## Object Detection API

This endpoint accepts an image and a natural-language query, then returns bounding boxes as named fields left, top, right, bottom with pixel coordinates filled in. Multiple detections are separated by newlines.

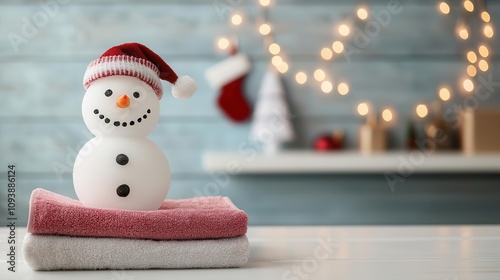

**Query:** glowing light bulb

left=259, top=0, right=270, bottom=7
left=321, top=81, right=333, bottom=93
left=438, top=87, right=451, bottom=101
left=357, top=7, right=368, bottom=20
left=382, top=108, right=393, bottom=122
left=466, top=51, right=477, bottom=63
left=478, top=59, right=489, bottom=72
left=217, top=37, right=230, bottom=50
left=231, top=14, right=243, bottom=26
left=314, top=69, right=326, bottom=81
left=357, top=103, right=369, bottom=116
left=338, top=82, right=349, bottom=95
left=338, top=24, right=350, bottom=37
left=484, top=24, right=494, bottom=38
left=277, top=62, right=288, bottom=73
left=295, top=72, right=307, bottom=85
left=269, top=43, right=280, bottom=55
left=321, top=47, right=333, bottom=60
left=464, top=0, right=474, bottom=12
left=467, top=65, right=477, bottom=77
left=416, top=104, right=428, bottom=118
left=481, top=11, right=491, bottom=23
left=458, top=26, right=469, bottom=40
left=463, top=78, right=474, bottom=92
left=271, top=55, right=282, bottom=67
left=439, top=2, right=450, bottom=14
left=332, top=41, right=344, bottom=54
left=479, top=45, right=489, bottom=57
left=259, top=23, right=271, bottom=35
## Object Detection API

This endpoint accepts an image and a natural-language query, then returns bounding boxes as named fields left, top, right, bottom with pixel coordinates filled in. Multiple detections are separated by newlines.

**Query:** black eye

left=133, top=92, right=140, bottom=98
left=105, top=89, right=113, bottom=97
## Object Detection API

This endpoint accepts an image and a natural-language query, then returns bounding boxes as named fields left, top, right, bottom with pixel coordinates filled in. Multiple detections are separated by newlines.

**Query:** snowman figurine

left=73, top=43, right=196, bottom=211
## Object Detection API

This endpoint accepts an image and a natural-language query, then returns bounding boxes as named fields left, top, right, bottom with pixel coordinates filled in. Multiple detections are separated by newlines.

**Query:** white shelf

left=203, top=151, right=500, bottom=174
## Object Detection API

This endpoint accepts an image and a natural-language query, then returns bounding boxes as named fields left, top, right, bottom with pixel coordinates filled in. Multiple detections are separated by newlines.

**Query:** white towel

left=23, top=234, right=249, bottom=270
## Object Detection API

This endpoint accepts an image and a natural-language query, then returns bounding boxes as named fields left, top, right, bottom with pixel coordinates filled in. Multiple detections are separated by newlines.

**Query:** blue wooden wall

left=1, top=0, right=500, bottom=226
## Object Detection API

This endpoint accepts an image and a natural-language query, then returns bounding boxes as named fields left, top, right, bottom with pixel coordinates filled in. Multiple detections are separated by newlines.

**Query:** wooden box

left=461, top=108, right=500, bottom=154
left=359, top=124, right=387, bottom=154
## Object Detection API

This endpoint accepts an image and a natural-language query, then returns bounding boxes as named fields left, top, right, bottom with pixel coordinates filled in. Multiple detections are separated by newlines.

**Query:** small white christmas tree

left=250, top=68, right=294, bottom=153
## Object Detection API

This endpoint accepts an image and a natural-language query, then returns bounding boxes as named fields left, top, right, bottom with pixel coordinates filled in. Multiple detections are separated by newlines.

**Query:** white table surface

left=2, top=226, right=500, bottom=280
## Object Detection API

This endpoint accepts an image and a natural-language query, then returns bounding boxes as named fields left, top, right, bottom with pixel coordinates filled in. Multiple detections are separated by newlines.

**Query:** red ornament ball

left=314, top=135, right=335, bottom=151
left=314, top=131, right=344, bottom=151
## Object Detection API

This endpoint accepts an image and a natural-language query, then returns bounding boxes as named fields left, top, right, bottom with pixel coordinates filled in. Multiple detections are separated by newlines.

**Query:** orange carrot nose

left=116, top=95, right=130, bottom=108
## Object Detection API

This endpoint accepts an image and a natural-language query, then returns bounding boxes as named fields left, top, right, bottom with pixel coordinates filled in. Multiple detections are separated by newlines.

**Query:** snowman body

left=73, top=75, right=170, bottom=211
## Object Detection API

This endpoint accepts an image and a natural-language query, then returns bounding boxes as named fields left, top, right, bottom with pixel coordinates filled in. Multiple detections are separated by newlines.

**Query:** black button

left=94, top=109, right=99, bottom=114
left=116, top=154, right=129, bottom=165
left=105, top=118, right=110, bottom=123
left=114, top=121, right=120, bottom=126
left=116, top=184, right=130, bottom=197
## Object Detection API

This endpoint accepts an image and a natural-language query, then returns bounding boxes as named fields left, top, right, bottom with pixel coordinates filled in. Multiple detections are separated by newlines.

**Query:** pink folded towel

left=27, top=188, right=248, bottom=240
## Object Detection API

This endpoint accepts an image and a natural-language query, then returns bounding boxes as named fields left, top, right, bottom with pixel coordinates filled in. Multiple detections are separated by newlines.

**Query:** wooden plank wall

left=1, top=0, right=500, bottom=226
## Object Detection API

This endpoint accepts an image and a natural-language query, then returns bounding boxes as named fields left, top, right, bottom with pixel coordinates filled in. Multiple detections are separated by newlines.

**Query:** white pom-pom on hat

left=172, top=75, right=197, bottom=99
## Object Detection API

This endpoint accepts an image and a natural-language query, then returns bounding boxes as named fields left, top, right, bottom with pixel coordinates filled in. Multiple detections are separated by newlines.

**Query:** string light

left=295, top=72, right=307, bottom=84
left=332, top=41, right=344, bottom=54
left=481, top=11, right=491, bottom=23
left=478, top=59, right=489, bottom=72
left=321, top=47, right=333, bottom=60
left=467, top=65, right=477, bottom=77
left=321, top=81, right=333, bottom=94
left=217, top=0, right=494, bottom=127
left=438, top=87, right=451, bottom=101
left=231, top=13, right=243, bottom=26
left=438, top=2, right=450, bottom=14
left=271, top=55, right=283, bottom=67
left=416, top=104, right=428, bottom=118
left=463, top=78, right=474, bottom=92
left=458, top=26, right=469, bottom=40
left=269, top=43, right=280, bottom=55
left=478, top=45, right=489, bottom=57
left=483, top=24, right=494, bottom=38
left=382, top=108, right=393, bottom=122
left=314, top=69, right=326, bottom=81
left=466, top=51, right=477, bottom=63
left=277, top=62, right=289, bottom=73
left=259, top=23, right=271, bottom=35
left=357, top=102, right=369, bottom=116
left=338, top=24, right=350, bottom=37
left=243, top=0, right=485, bottom=113
left=217, top=37, right=230, bottom=50
left=338, top=82, right=349, bottom=95
left=259, top=0, right=270, bottom=7
left=357, top=7, right=368, bottom=20
left=463, top=0, right=474, bottom=12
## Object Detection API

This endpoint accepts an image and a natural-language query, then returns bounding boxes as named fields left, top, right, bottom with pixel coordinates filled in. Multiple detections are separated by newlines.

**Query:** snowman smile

left=93, top=108, right=152, bottom=127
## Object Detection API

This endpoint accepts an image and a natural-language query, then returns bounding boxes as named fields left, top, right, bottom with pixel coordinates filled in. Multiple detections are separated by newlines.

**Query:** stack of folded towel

left=23, top=188, right=249, bottom=270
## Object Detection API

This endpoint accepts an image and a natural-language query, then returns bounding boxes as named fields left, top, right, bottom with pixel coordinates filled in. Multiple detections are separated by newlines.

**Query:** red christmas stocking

left=206, top=53, right=252, bottom=123
left=217, top=75, right=251, bottom=122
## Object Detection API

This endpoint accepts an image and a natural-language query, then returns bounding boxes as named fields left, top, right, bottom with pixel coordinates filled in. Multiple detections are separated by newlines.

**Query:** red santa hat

left=83, top=42, right=196, bottom=100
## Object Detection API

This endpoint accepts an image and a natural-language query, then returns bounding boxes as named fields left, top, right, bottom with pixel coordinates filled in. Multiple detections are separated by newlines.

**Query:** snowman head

left=82, top=43, right=197, bottom=136
left=83, top=76, right=161, bottom=137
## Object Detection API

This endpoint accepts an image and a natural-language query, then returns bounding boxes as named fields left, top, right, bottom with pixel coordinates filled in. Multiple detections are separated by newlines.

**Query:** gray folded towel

left=23, top=233, right=249, bottom=270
